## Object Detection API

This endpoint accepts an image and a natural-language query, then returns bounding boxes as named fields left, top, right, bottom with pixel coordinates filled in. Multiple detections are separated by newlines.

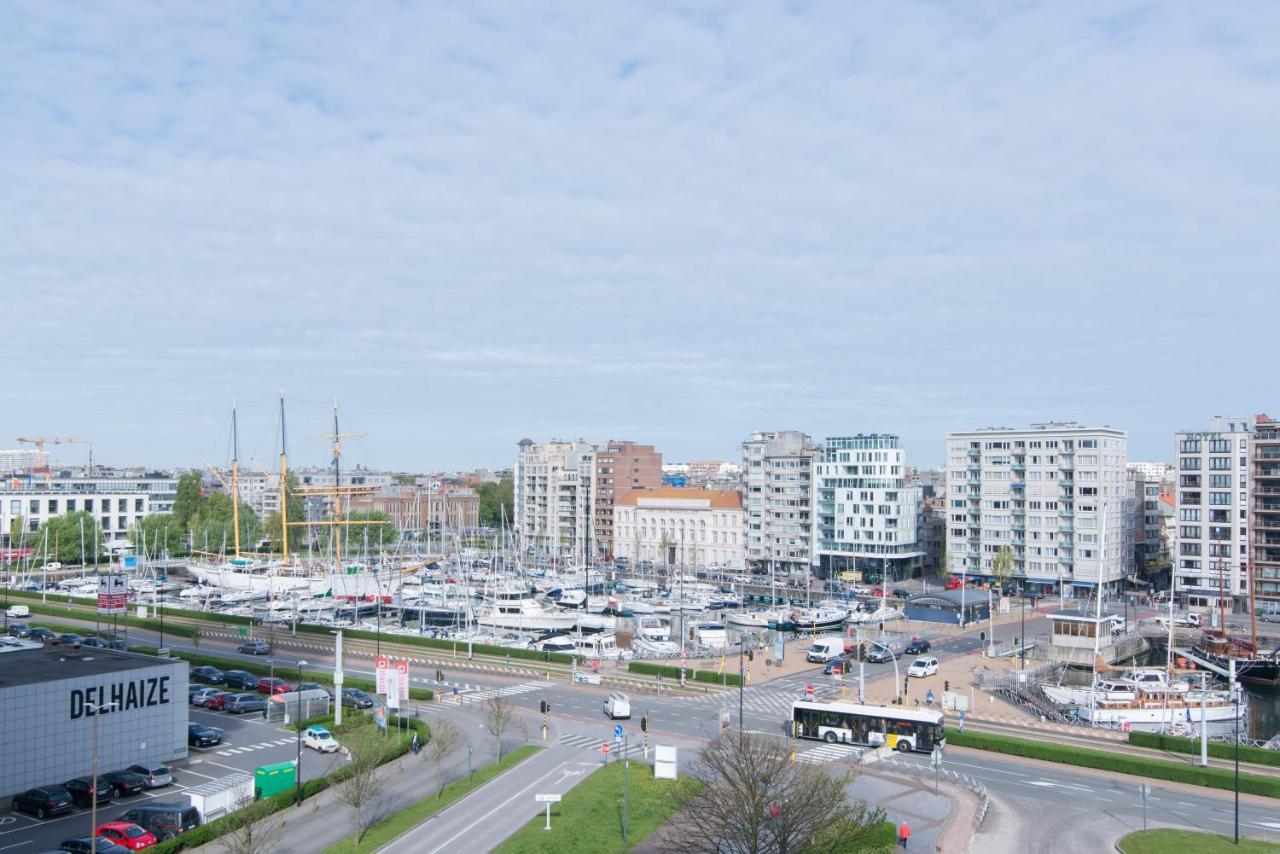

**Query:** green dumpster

left=254, top=761, right=296, bottom=799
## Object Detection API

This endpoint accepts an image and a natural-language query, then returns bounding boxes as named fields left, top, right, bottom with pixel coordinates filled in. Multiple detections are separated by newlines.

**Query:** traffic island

left=1117, top=829, right=1280, bottom=853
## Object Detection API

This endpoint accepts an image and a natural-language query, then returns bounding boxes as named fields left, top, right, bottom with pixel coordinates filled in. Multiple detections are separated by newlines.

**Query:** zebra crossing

left=557, top=732, right=643, bottom=758
left=455, top=681, right=544, bottom=705
left=215, top=737, right=297, bottom=757
left=795, top=742, right=863, bottom=765
left=690, top=684, right=841, bottom=719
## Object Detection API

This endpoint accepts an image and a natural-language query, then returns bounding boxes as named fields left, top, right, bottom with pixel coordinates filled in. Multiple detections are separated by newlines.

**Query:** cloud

left=1, top=2, right=1278, bottom=469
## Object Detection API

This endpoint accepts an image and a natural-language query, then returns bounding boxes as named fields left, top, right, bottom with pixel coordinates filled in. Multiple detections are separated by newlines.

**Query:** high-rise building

left=946, top=423, right=1129, bottom=597
left=1174, top=418, right=1252, bottom=613
left=741, top=431, right=818, bottom=577
left=514, top=439, right=596, bottom=557
left=1251, top=414, right=1280, bottom=610
left=1126, top=465, right=1169, bottom=583
left=811, top=435, right=923, bottom=582
left=591, top=441, right=662, bottom=558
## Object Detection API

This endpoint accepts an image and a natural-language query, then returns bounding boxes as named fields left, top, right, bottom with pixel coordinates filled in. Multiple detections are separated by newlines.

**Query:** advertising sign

left=97, top=575, right=128, bottom=614
left=385, top=670, right=401, bottom=710
left=394, top=660, right=409, bottom=701
left=375, top=656, right=389, bottom=694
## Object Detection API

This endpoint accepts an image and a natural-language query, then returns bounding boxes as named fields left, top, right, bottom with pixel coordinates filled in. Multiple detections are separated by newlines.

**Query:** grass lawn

left=321, top=744, right=540, bottom=854
left=495, top=760, right=701, bottom=854
left=1118, top=829, right=1280, bottom=853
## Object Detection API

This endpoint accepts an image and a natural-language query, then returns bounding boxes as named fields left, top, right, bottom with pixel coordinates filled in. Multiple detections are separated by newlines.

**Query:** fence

left=873, top=755, right=990, bottom=829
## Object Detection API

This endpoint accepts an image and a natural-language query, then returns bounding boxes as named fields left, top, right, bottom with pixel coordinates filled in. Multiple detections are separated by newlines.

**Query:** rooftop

left=616, top=487, right=743, bottom=509
left=0, top=646, right=175, bottom=689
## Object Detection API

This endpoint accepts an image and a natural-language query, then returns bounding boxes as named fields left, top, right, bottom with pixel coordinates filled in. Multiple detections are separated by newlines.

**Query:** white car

left=302, top=726, right=340, bottom=753
left=907, top=656, right=939, bottom=678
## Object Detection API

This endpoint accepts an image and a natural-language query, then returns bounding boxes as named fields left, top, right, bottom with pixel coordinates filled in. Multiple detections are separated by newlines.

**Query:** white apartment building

left=1174, top=417, right=1251, bottom=613
left=0, top=491, right=149, bottom=551
left=0, top=449, right=38, bottom=475
left=946, top=423, right=1129, bottom=597
left=1129, top=461, right=1174, bottom=483
left=514, top=439, right=596, bottom=557
left=741, top=431, right=818, bottom=577
left=614, top=488, right=745, bottom=570
left=812, top=435, right=923, bottom=582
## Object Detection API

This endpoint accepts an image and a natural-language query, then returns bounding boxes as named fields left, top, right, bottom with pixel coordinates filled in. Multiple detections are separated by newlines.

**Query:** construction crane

left=16, top=437, right=88, bottom=482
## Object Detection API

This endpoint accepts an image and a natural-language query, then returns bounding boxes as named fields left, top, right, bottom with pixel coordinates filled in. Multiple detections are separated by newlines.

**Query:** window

left=1180, top=439, right=1202, bottom=454
left=1180, top=457, right=1201, bottom=470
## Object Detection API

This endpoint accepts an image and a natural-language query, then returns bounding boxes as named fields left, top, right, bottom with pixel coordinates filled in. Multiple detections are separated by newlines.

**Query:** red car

left=204, top=691, right=235, bottom=711
left=944, top=577, right=963, bottom=591
left=96, top=821, right=156, bottom=850
left=871, top=587, right=885, bottom=598
left=257, top=677, right=292, bottom=695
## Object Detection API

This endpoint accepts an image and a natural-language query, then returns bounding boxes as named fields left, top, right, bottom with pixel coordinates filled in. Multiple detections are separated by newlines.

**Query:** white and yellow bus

left=791, top=700, right=945, bottom=754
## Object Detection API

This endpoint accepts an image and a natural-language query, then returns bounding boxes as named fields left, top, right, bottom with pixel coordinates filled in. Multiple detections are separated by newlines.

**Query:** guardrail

left=873, top=755, right=990, bottom=829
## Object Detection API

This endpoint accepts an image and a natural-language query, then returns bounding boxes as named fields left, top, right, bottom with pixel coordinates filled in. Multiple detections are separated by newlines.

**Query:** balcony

left=1061, top=521, right=1075, bottom=533
left=967, top=462, right=981, bottom=471
left=1011, top=482, right=1025, bottom=491
left=1012, top=536, right=1025, bottom=546
left=968, top=477, right=982, bottom=486
left=1062, top=507, right=1074, bottom=517
left=1012, top=507, right=1025, bottom=516
left=1060, top=478, right=1075, bottom=488
left=1012, top=462, right=1026, bottom=472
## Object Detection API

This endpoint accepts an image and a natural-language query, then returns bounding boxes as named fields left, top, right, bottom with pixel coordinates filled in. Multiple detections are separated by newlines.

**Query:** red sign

left=375, top=656, right=389, bottom=694
left=600, top=743, right=610, bottom=755
left=806, top=683, right=814, bottom=698
left=394, top=660, right=409, bottom=701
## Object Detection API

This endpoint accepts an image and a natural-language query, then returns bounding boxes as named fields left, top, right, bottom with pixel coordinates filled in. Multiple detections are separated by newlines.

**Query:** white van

left=807, top=636, right=845, bottom=663
left=603, top=691, right=631, bottom=720
left=5, top=605, right=29, bottom=619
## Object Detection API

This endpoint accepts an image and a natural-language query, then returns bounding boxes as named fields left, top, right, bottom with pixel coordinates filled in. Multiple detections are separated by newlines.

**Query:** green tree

left=476, top=477, right=513, bottom=527
left=8, top=515, right=26, bottom=546
left=263, top=471, right=305, bottom=553
left=35, top=512, right=105, bottom=564
left=172, top=471, right=206, bottom=529
left=130, top=514, right=189, bottom=558
left=192, top=491, right=262, bottom=554
left=992, top=545, right=1015, bottom=591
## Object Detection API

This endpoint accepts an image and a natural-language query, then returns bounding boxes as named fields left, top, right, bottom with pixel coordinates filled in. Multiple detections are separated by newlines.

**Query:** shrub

left=628, top=660, right=742, bottom=687
left=1128, top=731, right=1280, bottom=768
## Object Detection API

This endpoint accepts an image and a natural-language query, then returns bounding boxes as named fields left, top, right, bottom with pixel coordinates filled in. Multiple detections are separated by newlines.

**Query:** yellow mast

left=279, top=394, right=289, bottom=559
left=305, top=404, right=366, bottom=574
left=231, top=403, right=241, bottom=558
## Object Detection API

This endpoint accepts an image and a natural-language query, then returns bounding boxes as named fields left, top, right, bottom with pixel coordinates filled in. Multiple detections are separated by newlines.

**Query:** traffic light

left=540, top=699, right=550, bottom=715
left=435, top=669, right=443, bottom=683
left=980, top=631, right=986, bottom=643
left=640, top=715, right=648, bottom=733
left=944, top=680, right=950, bottom=693
left=747, top=649, right=754, bottom=662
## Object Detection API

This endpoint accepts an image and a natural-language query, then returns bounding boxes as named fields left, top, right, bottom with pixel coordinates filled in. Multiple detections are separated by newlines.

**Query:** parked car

left=187, top=723, right=223, bottom=748
left=904, top=639, right=931, bottom=655
left=79, top=636, right=110, bottom=648
left=8, top=622, right=31, bottom=638
left=127, top=764, right=173, bottom=789
left=341, top=688, right=373, bottom=709
left=223, top=670, right=259, bottom=690
left=99, top=770, right=145, bottom=799
left=302, top=726, right=340, bottom=753
left=296, top=682, right=333, bottom=698
left=203, top=692, right=235, bottom=711
left=63, top=776, right=112, bottom=808
left=56, top=837, right=132, bottom=854
left=11, top=786, right=73, bottom=819
left=257, top=677, right=292, bottom=695
left=907, top=656, right=939, bottom=678
left=190, top=687, right=221, bottom=707
left=225, top=693, right=268, bottom=715
left=29, top=627, right=57, bottom=641
left=58, top=633, right=84, bottom=645
left=117, top=803, right=201, bottom=841
left=107, top=638, right=133, bottom=651
left=865, top=646, right=898, bottom=663
left=1261, top=611, right=1280, bottom=624
left=190, top=666, right=225, bottom=685
left=237, top=639, right=270, bottom=655
left=94, top=822, right=156, bottom=851
left=892, top=588, right=911, bottom=599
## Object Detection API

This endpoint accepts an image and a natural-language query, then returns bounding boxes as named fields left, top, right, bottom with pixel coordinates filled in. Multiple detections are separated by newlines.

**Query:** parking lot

left=0, top=703, right=347, bottom=853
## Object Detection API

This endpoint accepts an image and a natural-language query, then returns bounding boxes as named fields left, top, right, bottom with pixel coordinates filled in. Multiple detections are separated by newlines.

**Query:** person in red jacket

left=898, top=819, right=912, bottom=848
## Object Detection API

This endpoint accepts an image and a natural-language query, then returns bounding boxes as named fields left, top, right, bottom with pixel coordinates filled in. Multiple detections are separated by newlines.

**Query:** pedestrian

left=926, top=689, right=934, bottom=708
left=411, top=731, right=421, bottom=756
left=898, top=820, right=911, bottom=849
left=958, top=709, right=966, bottom=733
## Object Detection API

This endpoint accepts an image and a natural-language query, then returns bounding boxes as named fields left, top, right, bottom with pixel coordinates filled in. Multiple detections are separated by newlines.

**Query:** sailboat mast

left=332, top=404, right=342, bottom=573
left=279, top=394, right=289, bottom=559
left=231, top=403, right=242, bottom=558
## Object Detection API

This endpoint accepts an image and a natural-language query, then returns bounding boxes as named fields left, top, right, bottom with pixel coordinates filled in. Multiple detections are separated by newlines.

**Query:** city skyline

left=5, top=4, right=1278, bottom=469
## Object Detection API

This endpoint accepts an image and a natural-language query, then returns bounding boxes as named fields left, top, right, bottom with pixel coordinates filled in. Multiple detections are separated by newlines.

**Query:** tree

left=331, top=726, right=386, bottom=846
left=192, top=492, right=262, bottom=555
left=35, top=512, right=104, bottom=564
left=218, top=795, right=284, bottom=854
left=172, top=472, right=205, bottom=529
left=484, top=693, right=516, bottom=762
left=992, top=545, right=1015, bottom=592
left=426, top=717, right=461, bottom=797
left=664, top=732, right=886, bottom=854
left=8, top=515, right=25, bottom=546
left=476, top=477, right=513, bottom=528
left=130, top=514, right=188, bottom=558
left=263, top=471, right=305, bottom=553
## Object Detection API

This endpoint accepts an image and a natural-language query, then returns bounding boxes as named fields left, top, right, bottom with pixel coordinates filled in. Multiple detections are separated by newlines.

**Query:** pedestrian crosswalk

left=456, top=681, right=544, bottom=705
left=688, top=683, right=841, bottom=719
left=796, top=742, right=863, bottom=765
left=557, top=731, right=643, bottom=758
left=215, top=737, right=297, bottom=757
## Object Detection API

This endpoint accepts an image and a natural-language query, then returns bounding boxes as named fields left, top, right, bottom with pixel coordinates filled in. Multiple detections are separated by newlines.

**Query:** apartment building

left=349, top=485, right=480, bottom=533
left=1174, top=418, right=1251, bottom=612
left=1251, top=414, right=1280, bottom=610
left=514, top=439, right=596, bottom=557
left=741, top=431, right=818, bottom=577
left=0, top=449, right=38, bottom=475
left=591, top=441, right=662, bottom=558
left=1126, top=465, right=1169, bottom=581
left=613, top=488, right=745, bottom=570
left=946, top=423, right=1129, bottom=597
left=811, top=435, right=923, bottom=582
left=0, top=491, right=149, bottom=550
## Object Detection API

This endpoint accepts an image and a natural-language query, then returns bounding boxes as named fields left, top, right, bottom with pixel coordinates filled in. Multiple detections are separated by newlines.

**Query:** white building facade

left=741, top=431, right=818, bottom=577
left=811, top=435, right=923, bottom=582
left=514, top=439, right=596, bottom=557
left=613, top=488, right=744, bottom=570
left=946, top=423, right=1129, bottom=597
left=1175, top=417, right=1252, bottom=612
left=0, top=490, right=150, bottom=551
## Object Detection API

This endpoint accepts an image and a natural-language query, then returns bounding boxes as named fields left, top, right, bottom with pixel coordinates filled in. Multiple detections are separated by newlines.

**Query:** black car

left=118, top=803, right=202, bottom=841
left=904, top=639, right=931, bottom=655
left=107, top=639, right=132, bottom=651
left=56, top=838, right=131, bottom=854
left=63, top=777, right=112, bottom=808
left=892, top=588, right=911, bottom=599
left=822, top=655, right=857, bottom=675
left=79, top=636, right=110, bottom=648
left=8, top=622, right=31, bottom=638
left=296, top=682, right=333, bottom=698
left=223, top=670, right=259, bottom=690
left=188, top=723, right=223, bottom=748
left=99, top=770, right=145, bottom=798
left=191, top=665, right=225, bottom=685
left=237, top=639, right=269, bottom=655
left=29, top=627, right=57, bottom=641
left=11, top=786, right=73, bottom=819
left=58, top=633, right=84, bottom=645
left=341, top=688, right=373, bottom=709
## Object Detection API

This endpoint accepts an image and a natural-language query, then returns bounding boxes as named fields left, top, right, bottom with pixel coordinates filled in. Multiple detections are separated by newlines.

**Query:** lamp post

left=295, top=659, right=307, bottom=806
left=1020, top=596, right=1027, bottom=670
left=870, top=638, right=901, bottom=703
left=89, top=701, right=117, bottom=839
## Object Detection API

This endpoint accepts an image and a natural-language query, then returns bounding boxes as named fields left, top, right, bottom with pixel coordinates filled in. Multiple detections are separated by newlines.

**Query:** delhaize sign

left=97, top=576, right=128, bottom=614
left=375, top=656, right=389, bottom=694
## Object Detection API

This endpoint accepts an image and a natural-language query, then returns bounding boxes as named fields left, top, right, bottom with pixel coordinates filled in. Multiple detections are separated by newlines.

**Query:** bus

left=791, top=700, right=945, bottom=754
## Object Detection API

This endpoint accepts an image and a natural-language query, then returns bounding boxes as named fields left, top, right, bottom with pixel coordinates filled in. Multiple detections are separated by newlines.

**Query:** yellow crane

left=16, top=436, right=88, bottom=482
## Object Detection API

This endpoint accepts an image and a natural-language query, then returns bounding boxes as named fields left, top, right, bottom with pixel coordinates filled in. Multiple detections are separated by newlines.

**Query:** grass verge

left=321, top=744, right=540, bottom=854
left=494, top=759, right=704, bottom=854
left=1117, top=828, right=1280, bottom=853
left=948, top=729, right=1280, bottom=798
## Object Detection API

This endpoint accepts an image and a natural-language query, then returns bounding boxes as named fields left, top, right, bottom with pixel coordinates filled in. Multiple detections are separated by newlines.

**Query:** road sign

left=600, top=743, right=611, bottom=755
left=536, top=794, right=562, bottom=803
left=1138, top=784, right=1151, bottom=800
left=806, top=683, right=814, bottom=699
left=614, top=724, right=623, bottom=740
left=930, top=746, right=943, bottom=769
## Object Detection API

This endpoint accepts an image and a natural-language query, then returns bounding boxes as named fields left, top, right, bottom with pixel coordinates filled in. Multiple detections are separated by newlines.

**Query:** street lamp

left=295, top=659, right=307, bottom=806
left=89, top=701, right=118, bottom=839
left=869, top=638, right=901, bottom=703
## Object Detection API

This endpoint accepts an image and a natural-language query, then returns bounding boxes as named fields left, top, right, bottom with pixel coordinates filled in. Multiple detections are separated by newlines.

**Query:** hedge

left=2, top=587, right=258, bottom=625
left=169, top=649, right=433, bottom=701
left=287, top=622, right=577, bottom=665
left=628, top=660, right=742, bottom=687
left=1128, top=731, right=1280, bottom=769
left=16, top=601, right=199, bottom=638
left=947, top=728, right=1280, bottom=798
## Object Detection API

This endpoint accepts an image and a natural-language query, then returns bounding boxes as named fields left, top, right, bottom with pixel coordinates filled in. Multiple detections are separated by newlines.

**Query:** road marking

left=423, top=759, right=580, bottom=854
left=0, top=840, right=33, bottom=850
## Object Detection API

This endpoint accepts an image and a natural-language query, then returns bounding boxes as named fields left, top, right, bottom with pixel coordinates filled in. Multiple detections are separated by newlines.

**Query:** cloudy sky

left=3, top=2, right=1278, bottom=471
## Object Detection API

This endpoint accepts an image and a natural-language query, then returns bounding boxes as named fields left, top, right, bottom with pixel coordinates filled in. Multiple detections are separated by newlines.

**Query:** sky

left=3, top=2, right=1279, bottom=472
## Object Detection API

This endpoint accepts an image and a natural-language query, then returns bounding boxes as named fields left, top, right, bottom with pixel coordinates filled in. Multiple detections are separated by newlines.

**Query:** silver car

left=127, top=764, right=173, bottom=789
left=190, top=687, right=221, bottom=706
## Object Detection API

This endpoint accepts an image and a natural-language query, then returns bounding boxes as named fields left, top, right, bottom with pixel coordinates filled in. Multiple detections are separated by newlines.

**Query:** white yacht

left=693, top=622, right=729, bottom=651
left=573, top=633, right=632, bottom=660
left=475, top=588, right=579, bottom=633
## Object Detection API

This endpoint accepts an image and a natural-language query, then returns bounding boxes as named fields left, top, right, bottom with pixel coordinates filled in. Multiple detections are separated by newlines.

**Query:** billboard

left=97, top=575, right=128, bottom=614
